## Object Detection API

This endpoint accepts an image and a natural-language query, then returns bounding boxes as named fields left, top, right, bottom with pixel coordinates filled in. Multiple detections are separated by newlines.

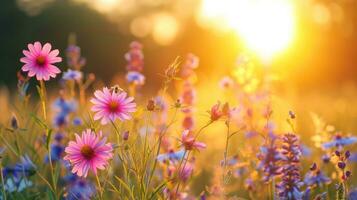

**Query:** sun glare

left=198, top=0, right=296, bottom=60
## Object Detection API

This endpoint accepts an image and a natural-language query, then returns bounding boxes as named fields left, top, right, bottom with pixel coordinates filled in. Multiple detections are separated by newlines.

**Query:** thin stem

left=39, top=80, right=47, bottom=121
left=36, top=171, right=56, bottom=196
left=222, top=121, right=230, bottom=184
left=175, top=151, right=191, bottom=196
left=147, top=108, right=178, bottom=188
left=272, top=178, right=276, bottom=200
left=0, top=165, right=7, bottom=200
left=96, top=174, right=103, bottom=200
left=38, top=80, right=57, bottom=197
left=129, top=84, right=136, bottom=98
left=194, top=121, right=213, bottom=140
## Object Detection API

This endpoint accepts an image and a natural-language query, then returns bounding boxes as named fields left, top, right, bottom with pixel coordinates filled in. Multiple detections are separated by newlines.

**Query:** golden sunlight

left=198, top=0, right=296, bottom=60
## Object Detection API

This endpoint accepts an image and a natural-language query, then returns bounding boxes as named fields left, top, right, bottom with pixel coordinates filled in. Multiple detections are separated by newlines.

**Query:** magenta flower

left=210, top=102, right=223, bottom=121
left=180, top=130, right=206, bottom=151
left=64, top=129, right=113, bottom=177
left=91, top=87, right=136, bottom=125
left=20, top=42, right=62, bottom=81
left=178, top=163, right=194, bottom=182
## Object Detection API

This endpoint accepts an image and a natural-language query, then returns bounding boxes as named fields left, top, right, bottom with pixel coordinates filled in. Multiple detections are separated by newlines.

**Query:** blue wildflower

left=53, top=98, right=77, bottom=127
left=322, top=133, right=357, bottom=149
left=220, top=155, right=239, bottom=167
left=349, top=188, right=357, bottom=200
left=45, top=143, right=64, bottom=163
left=2, top=155, right=36, bottom=192
left=62, top=69, right=83, bottom=81
left=300, top=144, right=311, bottom=157
left=65, top=175, right=95, bottom=200
left=54, top=132, right=64, bottom=142
left=53, top=98, right=77, bottom=115
left=126, top=71, right=145, bottom=86
left=14, top=155, right=37, bottom=177
left=4, top=178, right=33, bottom=192
left=157, top=149, right=185, bottom=162
left=73, top=117, right=82, bottom=126
left=304, top=163, right=331, bottom=187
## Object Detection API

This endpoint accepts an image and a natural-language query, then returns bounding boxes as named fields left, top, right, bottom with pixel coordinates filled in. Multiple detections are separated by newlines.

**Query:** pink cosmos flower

left=178, top=163, right=194, bottom=182
left=210, top=102, right=223, bottom=121
left=20, top=41, right=62, bottom=81
left=64, top=129, right=113, bottom=177
left=180, top=130, right=206, bottom=151
left=91, top=87, right=136, bottom=125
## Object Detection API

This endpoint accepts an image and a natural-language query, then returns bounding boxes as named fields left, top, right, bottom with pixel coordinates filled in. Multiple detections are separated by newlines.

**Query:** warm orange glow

left=198, top=0, right=296, bottom=60
left=152, top=13, right=180, bottom=46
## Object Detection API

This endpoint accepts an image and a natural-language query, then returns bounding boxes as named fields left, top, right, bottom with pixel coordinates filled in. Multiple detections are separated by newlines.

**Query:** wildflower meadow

left=0, top=38, right=355, bottom=200
left=1, top=0, right=357, bottom=199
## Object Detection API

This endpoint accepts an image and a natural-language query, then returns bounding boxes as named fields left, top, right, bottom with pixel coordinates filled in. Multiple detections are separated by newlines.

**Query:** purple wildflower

left=257, top=135, right=282, bottom=182
left=125, top=41, right=144, bottom=72
left=277, top=133, right=303, bottom=200
left=66, top=44, right=86, bottom=70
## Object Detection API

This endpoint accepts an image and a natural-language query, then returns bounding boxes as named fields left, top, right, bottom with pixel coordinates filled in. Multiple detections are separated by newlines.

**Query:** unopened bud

left=10, top=114, right=19, bottom=130
left=122, top=131, right=129, bottom=141
left=147, top=99, right=155, bottom=111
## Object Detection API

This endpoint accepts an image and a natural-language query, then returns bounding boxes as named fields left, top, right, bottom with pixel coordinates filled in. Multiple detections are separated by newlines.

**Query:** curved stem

left=96, top=174, right=103, bottom=200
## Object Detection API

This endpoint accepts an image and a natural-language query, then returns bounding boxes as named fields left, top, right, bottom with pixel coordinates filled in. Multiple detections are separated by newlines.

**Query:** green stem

left=147, top=108, right=178, bottom=189
left=38, top=80, right=58, bottom=198
left=222, top=121, right=230, bottom=185
left=272, top=178, right=275, bottom=200
left=0, top=165, right=6, bottom=200
left=175, top=150, right=189, bottom=196
left=194, top=121, right=213, bottom=140
left=39, top=80, right=47, bottom=121
left=96, top=174, right=103, bottom=200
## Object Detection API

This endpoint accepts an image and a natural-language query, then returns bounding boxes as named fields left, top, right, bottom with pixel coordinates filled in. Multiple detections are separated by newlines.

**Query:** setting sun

left=198, top=0, right=295, bottom=60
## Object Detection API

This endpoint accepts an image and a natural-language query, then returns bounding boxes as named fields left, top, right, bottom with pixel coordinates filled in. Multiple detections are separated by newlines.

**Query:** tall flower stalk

left=277, top=133, right=303, bottom=200
left=125, top=41, right=145, bottom=97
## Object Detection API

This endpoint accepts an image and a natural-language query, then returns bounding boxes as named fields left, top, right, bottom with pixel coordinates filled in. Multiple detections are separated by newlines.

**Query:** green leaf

left=46, top=129, right=52, bottom=150
left=115, top=176, right=135, bottom=200
left=30, top=113, right=48, bottom=130
left=46, top=188, right=56, bottom=200
left=149, top=181, right=167, bottom=200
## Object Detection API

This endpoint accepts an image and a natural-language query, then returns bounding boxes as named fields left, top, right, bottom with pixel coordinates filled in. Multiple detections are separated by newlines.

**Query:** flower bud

left=310, top=163, right=317, bottom=171
left=345, top=151, right=351, bottom=159
left=10, top=114, right=19, bottom=130
left=122, top=131, right=129, bottom=141
left=345, top=171, right=351, bottom=178
left=147, top=99, right=155, bottom=111
left=337, top=161, right=346, bottom=169
left=289, top=110, right=296, bottom=119
left=335, top=150, right=341, bottom=157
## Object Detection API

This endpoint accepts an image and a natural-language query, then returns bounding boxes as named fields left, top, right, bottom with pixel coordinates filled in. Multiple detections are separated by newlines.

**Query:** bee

left=111, top=85, right=124, bottom=93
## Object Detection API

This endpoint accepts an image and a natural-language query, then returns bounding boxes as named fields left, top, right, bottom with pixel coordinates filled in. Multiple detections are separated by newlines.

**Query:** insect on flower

left=91, top=87, right=136, bottom=125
